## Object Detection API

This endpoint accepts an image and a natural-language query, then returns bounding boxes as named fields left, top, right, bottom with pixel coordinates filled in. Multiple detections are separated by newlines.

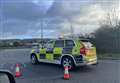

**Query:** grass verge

left=98, top=53, right=120, bottom=60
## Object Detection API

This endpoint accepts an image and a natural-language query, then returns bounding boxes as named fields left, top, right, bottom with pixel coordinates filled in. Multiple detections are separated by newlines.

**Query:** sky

left=0, top=0, right=120, bottom=39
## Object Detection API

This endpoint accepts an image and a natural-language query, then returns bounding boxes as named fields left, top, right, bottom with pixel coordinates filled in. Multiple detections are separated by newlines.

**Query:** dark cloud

left=0, top=0, right=56, bottom=39
left=2, top=19, right=31, bottom=35
left=1, top=0, right=48, bottom=20
left=2, top=19, right=60, bottom=34
left=46, top=0, right=91, bottom=18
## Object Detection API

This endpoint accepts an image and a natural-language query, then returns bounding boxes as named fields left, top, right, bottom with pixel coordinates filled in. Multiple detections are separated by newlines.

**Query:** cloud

left=1, top=0, right=51, bottom=20
left=48, top=0, right=120, bottom=35
left=0, top=0, right=120, bottom=39
left=0, top=0, right=56, bottom=39
left=26, top=29, right=57, bottom=38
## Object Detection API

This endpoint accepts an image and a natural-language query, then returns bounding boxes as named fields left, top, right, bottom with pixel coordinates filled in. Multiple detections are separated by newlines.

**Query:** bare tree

left=100, top=8, right=119, bottom=27
left=94, top=7, right=120, bottom=53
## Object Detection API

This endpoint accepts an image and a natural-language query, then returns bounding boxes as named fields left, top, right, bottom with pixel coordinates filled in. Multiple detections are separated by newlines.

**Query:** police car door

left=53, top=40, right=64, bottom=61
left=46, top=40, right=54, bottom=61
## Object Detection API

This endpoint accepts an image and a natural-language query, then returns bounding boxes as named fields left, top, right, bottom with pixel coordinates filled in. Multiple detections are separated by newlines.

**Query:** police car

left=30, top=38, right=97, bottom=69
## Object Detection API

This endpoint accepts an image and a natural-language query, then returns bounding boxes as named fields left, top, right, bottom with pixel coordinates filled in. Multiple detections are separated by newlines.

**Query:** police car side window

left=65, top=40, right=75, bottom=47
left=46, top=41, right=53, bottom=48
left=47, top=43, right=52, bottom=48
left=54, top=40, right=64, bottom=47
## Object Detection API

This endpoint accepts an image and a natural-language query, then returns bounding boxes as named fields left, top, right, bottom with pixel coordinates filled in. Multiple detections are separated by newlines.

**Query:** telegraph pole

left=70, top=21, right=74, bottom=38
left=67, top=17, right=74, bottom=38
left=40, top=18, right=44, bottom=48
left=41, top=19, right=43, bottom=41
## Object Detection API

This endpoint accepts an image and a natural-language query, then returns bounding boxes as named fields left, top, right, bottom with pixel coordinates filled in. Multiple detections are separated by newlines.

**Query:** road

left=0, top=48, right=120, bottom=83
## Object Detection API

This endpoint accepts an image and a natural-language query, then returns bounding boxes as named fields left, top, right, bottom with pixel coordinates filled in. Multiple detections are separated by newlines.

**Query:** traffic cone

left=15, top=64, right=21, bottom=77
left=63, top=65, right=70, bottom=80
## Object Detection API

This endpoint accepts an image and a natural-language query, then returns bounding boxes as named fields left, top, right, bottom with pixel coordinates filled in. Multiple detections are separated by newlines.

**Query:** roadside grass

left=0, top=47, right=32, bottom=51
left=98, top=53, right=120, bottom=60
left=0, top=46, right=32, bottom=49
left=0, top=47, right=16, bottom=49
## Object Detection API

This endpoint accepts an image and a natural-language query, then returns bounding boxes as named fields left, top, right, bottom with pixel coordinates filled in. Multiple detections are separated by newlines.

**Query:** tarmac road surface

left=0, top=48, right=120, bottom=83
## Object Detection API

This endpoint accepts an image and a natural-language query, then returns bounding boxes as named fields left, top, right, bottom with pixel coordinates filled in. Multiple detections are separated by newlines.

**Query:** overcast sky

left=0, top=0, right=120, bottom=39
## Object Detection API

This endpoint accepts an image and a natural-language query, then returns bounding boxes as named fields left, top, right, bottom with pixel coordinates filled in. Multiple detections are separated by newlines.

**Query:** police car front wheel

left=61, top=56, right=75, bottom=70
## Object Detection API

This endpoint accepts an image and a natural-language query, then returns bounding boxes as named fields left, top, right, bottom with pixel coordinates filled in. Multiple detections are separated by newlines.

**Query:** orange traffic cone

left=15, top=64, right=21, bottom=77
left=63, top=65, right=70, bottom=80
